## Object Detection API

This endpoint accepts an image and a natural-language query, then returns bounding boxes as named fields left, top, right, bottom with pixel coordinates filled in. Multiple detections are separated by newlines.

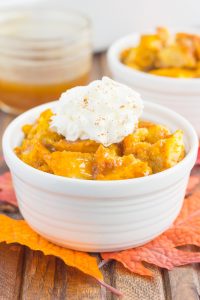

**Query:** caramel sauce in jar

left=0, top=73, right=89, bottom=114
left=0, top=7, right=92, bottom=114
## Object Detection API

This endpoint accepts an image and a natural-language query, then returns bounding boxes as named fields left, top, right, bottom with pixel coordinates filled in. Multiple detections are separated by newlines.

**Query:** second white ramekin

left=2, top=101, right=198, bottom=252
left=107, top=30, right=200, bottom=136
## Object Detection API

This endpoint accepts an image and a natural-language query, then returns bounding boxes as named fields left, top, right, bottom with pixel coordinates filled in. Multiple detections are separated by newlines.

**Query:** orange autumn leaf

left=0, top=172, right=17, bottom=206
left=0, top=214, right=102, bottom=280
left=102, top=191, right=200, bottom=277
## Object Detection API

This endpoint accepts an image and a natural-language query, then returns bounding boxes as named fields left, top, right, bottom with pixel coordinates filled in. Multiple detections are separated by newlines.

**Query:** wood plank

left=99, top=52, right=111, bottom=77
left=20, top=248, right=57, bottom=300
left=90, top=53, right=103, bottom=80
left=0, top=111, right=14, bottom=141
left=166, top=265, right=200, bottom=300
left=100, top=260, right=114, bottom=300
left=0, top=111, right=14, bottom=174
left=21, top=250, right=102, bottom=300
left=53, top=258, right=101, bottom=300
left=0, top=243, right=24, bottom=300
left=195, top=262, right=200, bottom=297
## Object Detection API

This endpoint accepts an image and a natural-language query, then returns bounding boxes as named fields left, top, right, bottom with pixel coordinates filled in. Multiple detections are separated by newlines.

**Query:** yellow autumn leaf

left=0, top=214, right=102, bottom=280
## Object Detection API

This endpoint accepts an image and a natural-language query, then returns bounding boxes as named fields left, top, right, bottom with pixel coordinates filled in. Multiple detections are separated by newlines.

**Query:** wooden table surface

left=0, top=53, right=200, bottom=300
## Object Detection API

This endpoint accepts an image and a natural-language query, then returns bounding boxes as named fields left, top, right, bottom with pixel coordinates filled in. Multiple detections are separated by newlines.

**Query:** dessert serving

left=2, top=77, right=198, bottom=251
left=15, top=77, right=185, bottom=180
left=107, top=28, right=200, bottom=136
left=120, top=27, right=200, bottom=78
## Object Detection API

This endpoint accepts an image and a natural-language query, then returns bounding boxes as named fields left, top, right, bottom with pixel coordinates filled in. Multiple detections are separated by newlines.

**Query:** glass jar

left=0, top=6, right=92, bottom=114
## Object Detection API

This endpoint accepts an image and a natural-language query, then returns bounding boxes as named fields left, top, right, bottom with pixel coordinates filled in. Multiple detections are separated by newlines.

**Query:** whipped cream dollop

left=50, top=77, right=143, bottom=146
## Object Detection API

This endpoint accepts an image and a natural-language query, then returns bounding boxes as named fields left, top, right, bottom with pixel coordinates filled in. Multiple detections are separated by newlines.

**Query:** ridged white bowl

left=2, top=101, right=198, bottom=252
left=107, top=30, right=200, bottom=136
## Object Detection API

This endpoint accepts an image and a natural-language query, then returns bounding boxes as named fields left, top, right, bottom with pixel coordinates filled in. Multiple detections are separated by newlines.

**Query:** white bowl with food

left=2, top=78, right=198, bottom=252
left=107, top=28, right=200, bottom=136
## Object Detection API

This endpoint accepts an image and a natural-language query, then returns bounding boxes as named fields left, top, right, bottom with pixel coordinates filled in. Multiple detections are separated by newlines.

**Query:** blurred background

left=0, top=0, right=199, bottom=115
left=1, top=0, right=200, bottom=51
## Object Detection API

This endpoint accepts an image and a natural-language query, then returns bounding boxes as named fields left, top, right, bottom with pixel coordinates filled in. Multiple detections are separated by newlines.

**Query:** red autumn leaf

left=0, top=172, right=17, bottom=206
left=102, top=191, right=200, bottom=276
left=186, top=175, right=199, bottom=195
left=196, top=146, right=200, bottom=166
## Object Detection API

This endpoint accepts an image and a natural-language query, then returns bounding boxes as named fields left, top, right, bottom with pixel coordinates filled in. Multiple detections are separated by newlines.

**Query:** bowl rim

left=2, top=100, right=198, bottom=187
left=107, top=29, right=200, bottom=87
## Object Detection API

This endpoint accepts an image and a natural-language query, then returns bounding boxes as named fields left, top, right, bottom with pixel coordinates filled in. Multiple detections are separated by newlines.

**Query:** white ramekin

left=107, top=30, right=200, bottom=136
left=2, top=101, right=198, bottom=252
